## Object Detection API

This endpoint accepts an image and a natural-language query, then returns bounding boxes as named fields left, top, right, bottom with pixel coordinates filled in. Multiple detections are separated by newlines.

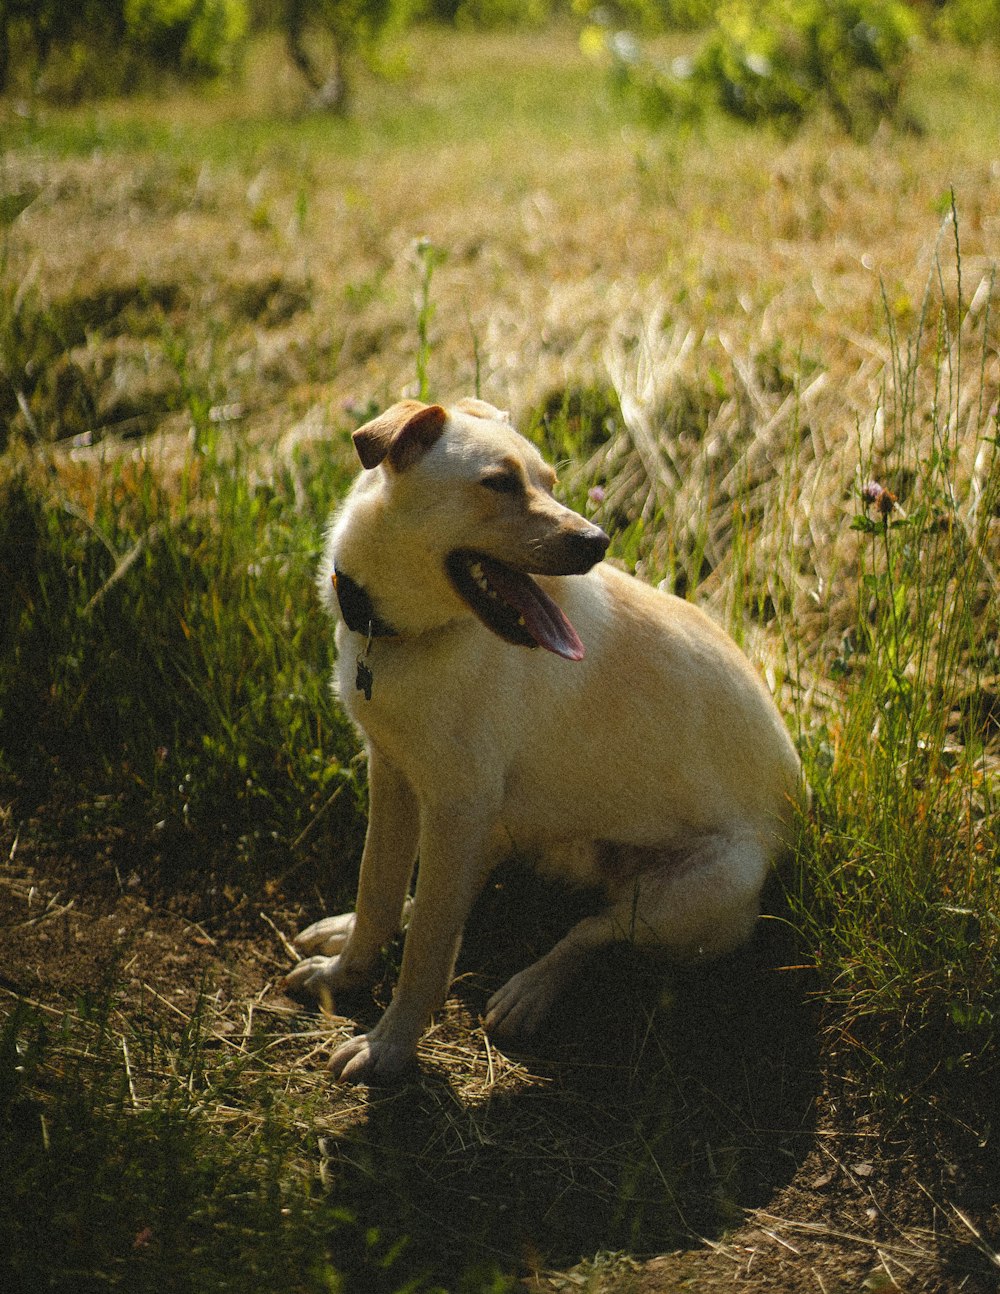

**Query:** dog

left=285, top=398, right=804, bottom=1082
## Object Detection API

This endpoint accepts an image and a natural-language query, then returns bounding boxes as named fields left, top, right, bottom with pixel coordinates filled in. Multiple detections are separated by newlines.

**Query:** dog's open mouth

left=445, top=550, right=585, bottom=660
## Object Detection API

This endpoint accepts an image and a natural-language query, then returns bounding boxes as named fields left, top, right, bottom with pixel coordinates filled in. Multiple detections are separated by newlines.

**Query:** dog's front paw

left=282, top=953, right=370, bottom=1006
left=328, top=1031, right=414, bottom=1084
left=485, top=962, right=565, bottom=1041
left=293, top=912, right=356, bottom=957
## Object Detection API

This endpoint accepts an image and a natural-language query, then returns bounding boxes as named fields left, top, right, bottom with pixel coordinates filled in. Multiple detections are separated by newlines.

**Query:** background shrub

left=0, top=0, right=250, bottom=97
left=589, top=0, right=919, bottom=137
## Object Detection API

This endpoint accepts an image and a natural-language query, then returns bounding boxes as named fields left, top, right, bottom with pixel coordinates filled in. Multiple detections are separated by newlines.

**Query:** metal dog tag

left=355, top=655, right=374, bottom=701
left=355, top=620, right=375, bottom=701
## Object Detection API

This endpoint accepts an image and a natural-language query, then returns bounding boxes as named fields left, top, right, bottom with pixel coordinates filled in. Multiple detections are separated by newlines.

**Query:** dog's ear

left=454, top=398, right=511, bottom=424
left=352, top=401, right=447, bottom=472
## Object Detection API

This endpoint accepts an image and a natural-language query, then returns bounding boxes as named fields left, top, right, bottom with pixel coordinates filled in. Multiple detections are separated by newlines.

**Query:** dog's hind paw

left=485, top=963, right=566, bottom=1040
left=294, top=912, right=356, bottom=956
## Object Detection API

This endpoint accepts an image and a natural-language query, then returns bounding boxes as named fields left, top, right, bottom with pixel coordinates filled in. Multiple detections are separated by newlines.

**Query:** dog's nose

left=566, top=525, right=610, bottom=573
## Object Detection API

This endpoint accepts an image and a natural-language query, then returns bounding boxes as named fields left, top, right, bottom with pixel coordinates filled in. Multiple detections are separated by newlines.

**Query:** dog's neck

left=332, top=566, right=401, bottom=703
left=332, top=567, right=398, bottom=639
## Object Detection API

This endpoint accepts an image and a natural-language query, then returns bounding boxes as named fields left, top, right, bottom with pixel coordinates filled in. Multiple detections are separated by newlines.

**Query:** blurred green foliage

left=581, top=0, right=1000, bottom=140
left=586, top=0, right=920, bottom=137
left=702, top=0, right=918, bottom=135
left=4, top=1, right=1000, bottom=107
left=930, top=0, right=1000, bottom=45
left=421, top=0, right=556, bottom=25
left=0, top=0, right=249, bottom=96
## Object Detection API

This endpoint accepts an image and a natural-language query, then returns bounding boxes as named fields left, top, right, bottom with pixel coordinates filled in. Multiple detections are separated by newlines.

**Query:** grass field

left=1, top=22, right=999, bottom=1294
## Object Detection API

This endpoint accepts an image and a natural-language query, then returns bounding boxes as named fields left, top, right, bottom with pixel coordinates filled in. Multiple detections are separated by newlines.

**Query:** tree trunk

left=284, top=0, right=349, bottom=114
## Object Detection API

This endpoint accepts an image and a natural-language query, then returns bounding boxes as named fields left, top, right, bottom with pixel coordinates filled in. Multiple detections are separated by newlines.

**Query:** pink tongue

left=480, top=559, right=585, bottom=661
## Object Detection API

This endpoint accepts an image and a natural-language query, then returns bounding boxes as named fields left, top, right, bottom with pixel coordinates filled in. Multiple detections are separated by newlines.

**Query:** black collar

left=332, top=567, right=398, bottom=638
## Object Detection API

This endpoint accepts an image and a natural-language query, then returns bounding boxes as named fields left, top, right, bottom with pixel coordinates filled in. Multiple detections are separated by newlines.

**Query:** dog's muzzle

left=555, top=526, right=610, bottom=575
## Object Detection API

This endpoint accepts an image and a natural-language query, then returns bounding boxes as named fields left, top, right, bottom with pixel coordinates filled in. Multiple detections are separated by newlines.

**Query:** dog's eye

left=480, top=470, right=522, bottom=495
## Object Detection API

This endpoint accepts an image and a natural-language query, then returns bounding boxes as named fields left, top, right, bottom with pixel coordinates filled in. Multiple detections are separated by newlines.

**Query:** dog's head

left=345, top=399, right=609, bottom=660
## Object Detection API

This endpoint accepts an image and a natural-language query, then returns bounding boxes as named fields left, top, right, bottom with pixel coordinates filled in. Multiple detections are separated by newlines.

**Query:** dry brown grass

left=5, top=34, right=998, bottom=669
left=4, top=31, right=998, bottom=429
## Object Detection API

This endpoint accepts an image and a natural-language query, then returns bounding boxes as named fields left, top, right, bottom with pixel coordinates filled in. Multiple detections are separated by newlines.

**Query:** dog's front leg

left=286, top=747, right=418, bottom=1001
left=329, top=806, right=492, bottom=1083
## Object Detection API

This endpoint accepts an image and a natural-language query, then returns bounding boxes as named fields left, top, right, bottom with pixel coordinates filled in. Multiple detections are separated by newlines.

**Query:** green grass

left=0, top=425, right=365, bottom=901
left=792, top=246, right=1000, bottom=1091
left=1, top=23, right=999, bottom=1293
left=0, top=28, right=619, bottom=165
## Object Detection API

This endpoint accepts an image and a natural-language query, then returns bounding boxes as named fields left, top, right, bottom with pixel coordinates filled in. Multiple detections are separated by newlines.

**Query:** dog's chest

left=334, top=624, right=503, bottom=771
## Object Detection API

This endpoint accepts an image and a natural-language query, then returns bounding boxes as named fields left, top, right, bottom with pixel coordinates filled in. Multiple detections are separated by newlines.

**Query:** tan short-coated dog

left=285, top=398, right=803, bottom=1083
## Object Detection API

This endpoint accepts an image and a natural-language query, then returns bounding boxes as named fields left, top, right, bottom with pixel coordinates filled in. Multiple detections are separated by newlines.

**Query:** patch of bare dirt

left=2, top=808, right=997, bottom=1294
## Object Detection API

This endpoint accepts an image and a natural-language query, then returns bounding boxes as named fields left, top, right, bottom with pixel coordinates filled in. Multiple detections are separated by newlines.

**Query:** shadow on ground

left=317, top=867, right=821, bottom=1284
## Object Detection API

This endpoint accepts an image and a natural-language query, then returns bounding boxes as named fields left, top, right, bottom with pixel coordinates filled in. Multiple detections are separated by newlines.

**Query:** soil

left=2, top=808, right=997, bottom=1294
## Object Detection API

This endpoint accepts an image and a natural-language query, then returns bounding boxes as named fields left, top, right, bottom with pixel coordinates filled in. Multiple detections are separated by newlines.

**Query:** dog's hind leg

left=485, top=830, right=770, bottom=1041
left=285, top=748, right=418, bottom=1002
